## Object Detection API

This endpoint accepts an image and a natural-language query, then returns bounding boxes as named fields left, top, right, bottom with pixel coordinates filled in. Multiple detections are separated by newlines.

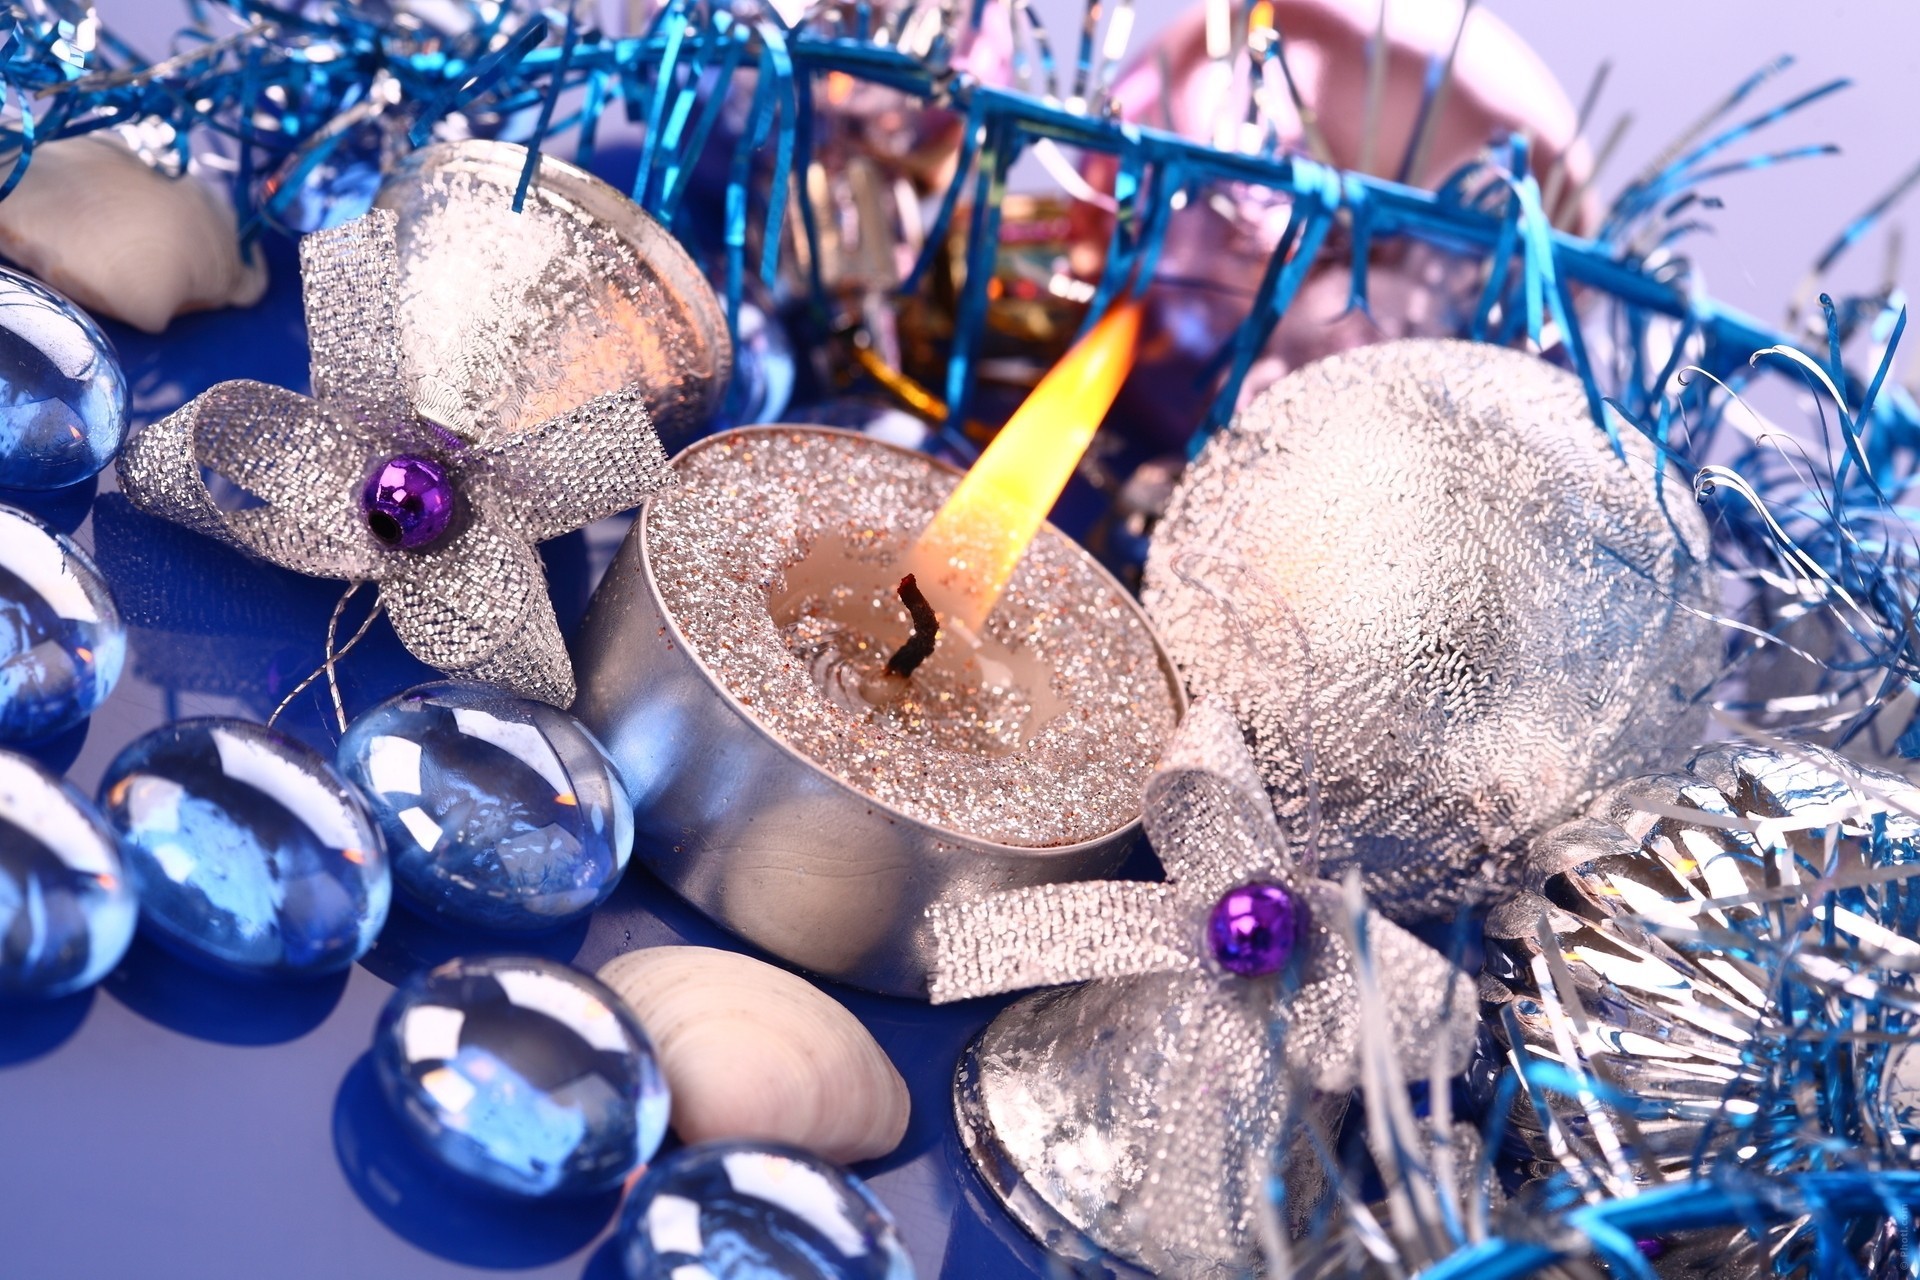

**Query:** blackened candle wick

left=884, top=574, right=940, bottom=678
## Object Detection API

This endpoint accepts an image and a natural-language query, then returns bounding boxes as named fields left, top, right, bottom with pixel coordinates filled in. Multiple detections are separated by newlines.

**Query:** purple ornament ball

left=363, top=454, right=455, bottom=550
left=1206, top=882, right=1304, bottom=978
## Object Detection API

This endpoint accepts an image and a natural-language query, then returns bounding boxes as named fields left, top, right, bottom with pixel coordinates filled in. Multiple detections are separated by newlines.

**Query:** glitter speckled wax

left=574, top=427, right=1183, bottom=997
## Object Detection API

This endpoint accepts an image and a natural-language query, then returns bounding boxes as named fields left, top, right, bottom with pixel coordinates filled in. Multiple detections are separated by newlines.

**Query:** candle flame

left=1248, top=0, right=1277, bottom=51
left=908, top=302, right=1140, bottom=633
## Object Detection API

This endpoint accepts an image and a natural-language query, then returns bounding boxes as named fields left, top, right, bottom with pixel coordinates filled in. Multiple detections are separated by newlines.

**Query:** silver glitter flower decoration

left=1143, top=338, right=1722, bottom=922
left=930, top=699, right=1474, bottom=1276
left=117, top=208, right=674, bottom=705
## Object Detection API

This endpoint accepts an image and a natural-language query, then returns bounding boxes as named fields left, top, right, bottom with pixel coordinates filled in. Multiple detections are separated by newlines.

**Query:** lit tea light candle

left=574, top=306, right=1182, bottom=997
left=764, top=305, right=1141, bottom=747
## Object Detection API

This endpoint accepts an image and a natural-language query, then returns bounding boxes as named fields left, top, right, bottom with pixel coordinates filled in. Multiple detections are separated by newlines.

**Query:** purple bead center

left=362, top=454, right=455, bottom=550
left=1206, top=881, right=1303, bottom=978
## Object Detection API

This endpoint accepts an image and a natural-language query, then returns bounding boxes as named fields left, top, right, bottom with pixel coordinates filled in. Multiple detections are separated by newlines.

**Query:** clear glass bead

left=337, top=682, right=634, bottom=933
left=0, top=749, right=136, bottom=998
left=0, top=267, right=128, bottom=490
left=260, top=99, right=401, bottom=235
left=716, top=279, right=795, bottom=429
left=0, top=504, right=124, bottom=743
left=373, top=955, right=669, bottom=1196
left=620, top=1141, right=915, bottom=1279
left=98, top=718, right=390, bottom=977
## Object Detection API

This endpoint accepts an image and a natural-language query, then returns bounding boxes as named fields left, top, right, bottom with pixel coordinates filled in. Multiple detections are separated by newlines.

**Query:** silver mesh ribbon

left=117, top=209, right=674, bottom=705
left=930, top=698, right=1473, bottom=1271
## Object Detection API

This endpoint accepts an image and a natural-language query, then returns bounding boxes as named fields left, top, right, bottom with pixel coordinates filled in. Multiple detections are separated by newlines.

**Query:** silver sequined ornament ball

left=1143, top=338, right=1722, bottom=919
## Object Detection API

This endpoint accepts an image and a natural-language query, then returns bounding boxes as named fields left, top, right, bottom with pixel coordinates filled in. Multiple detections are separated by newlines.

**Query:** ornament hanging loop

left=267, top=580, right=384, bottom=733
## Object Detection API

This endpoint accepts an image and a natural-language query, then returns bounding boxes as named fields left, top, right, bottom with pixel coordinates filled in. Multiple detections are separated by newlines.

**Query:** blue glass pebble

left=262, top=110, right=390, bottom=235
left=337, top=682, right=634, bottom=933
left=0, top=749, right=136, bottom=999
left=98, top=718, right=390, bottom=977
left=0, top=267, right=128, bottom=490
left=373, top=955, right=669, bottom=1197
left=0, top=504, right=124, bottom=743
left=718, top=281, right=795, bottom=429
left=620, top=1142, right=916, bottom=1280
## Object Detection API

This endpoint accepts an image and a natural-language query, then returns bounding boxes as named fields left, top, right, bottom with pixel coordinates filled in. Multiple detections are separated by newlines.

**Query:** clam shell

left=0, top=136, right=268, bottom=333
left=599, top=947, right=909, bottom=1164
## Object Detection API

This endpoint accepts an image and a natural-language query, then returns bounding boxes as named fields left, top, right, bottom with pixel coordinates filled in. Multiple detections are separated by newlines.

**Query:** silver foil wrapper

left=1143, top=338, right=1722, bottom=921
left=118, top=141, right=730, bottom=703
left=1485, top=741, right=1920, bottom=1177
left=1483, top=741, right=1920, bottom=1279
left=932, top=700, right=1474, bottom=1275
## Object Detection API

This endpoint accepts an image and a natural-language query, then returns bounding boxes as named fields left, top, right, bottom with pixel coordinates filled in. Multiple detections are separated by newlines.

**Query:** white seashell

left=599, top=946, right=910, bottom=1164
left=0, top=135, right=268, bottom=333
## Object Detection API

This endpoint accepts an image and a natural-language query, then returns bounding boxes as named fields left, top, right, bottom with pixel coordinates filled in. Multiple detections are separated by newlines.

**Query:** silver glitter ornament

left=371, top=141, right=730, bottom=451
left=930, top=699, right=1474, bottom=1277
left=1143, top=338, right=1721, bottom=921
left=119, top=142, right=731, bottom=705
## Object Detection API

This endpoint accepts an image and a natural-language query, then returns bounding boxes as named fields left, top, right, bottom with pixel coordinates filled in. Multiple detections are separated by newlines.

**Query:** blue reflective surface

left=0, top=503, right=124, bottom=743
left=0, top=748, right=135, bottom=998
left=620, top=1142, right=916, bottom=1280
left=0, top=152, right=1054, bottom=1280
left=340, top=682, right=633, bottom=933
left=100, top=718, right=392, bottom=977
left=374, top=955, right=669, bottom=1197
left=0, top=267, right=127, bottom=490
left=262, top=109, right=392, bottom=235
left=716, top=278, right=796, bottom=428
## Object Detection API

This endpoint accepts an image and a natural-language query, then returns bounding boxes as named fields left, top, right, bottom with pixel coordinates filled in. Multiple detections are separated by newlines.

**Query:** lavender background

left=1481, top=0, right=1920, bottom=343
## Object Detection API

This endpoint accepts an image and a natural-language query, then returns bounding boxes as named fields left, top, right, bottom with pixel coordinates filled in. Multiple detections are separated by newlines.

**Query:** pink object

left=1096, top=0, right=1596, bottom=225
left=1072, top=0, right=1598, bottom=451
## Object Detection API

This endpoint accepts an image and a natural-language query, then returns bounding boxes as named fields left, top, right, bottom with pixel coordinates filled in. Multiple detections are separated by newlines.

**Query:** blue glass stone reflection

left=717, top=281, right=795, bottom=429
left=0, top=504, right=124, bottom=743
left=0, top=267, right=127, bottom=490
left=99, top=718, right=390, bottom=977
left=337, top=682, right=634, bottom=933
left=262, top=104, right=394, bottom=235
left=620, top=1142, right=915, bottom=1280
left=373, top=955, right=669, bottom=1196
left=0, top=749, right=136, bottom=998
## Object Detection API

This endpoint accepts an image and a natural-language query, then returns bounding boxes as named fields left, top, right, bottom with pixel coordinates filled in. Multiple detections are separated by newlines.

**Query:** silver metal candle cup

left=572, top=427, right=1185, bottom=997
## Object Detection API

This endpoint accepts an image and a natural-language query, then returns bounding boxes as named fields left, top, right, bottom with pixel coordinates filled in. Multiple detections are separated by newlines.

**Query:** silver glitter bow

left=117, top=209, right=673, bottom=705
left=930, top=699, right=1475, bottom=1275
